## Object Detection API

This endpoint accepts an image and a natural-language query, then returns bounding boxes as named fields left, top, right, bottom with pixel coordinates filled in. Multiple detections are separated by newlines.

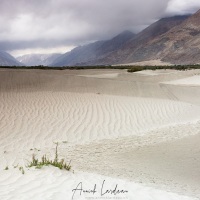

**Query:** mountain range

left=52, top=30, right=135, bottom=66
left=17, top=53, right=62, bottom=66
left=1, top=9, right=200, bottom=67
left=52, top=15, right=190, bottom=66
left=0, top=51, right=22, bottom=66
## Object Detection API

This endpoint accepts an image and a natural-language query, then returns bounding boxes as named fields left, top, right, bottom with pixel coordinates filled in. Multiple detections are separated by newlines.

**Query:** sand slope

left=0, top=69, right=200, bottom=199
left=162, top=75, right=200, bottom=86
left=0, top=168, right=196, bottom=200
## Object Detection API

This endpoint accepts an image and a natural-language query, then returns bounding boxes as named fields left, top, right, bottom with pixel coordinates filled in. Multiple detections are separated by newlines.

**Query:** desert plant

left=28, top=143, right=71, bottom=171
left=19, top=166, right=25, bottom=174
left=13, top=164, right=19, bottom=169
left=4, top=166, right=9, bottom=170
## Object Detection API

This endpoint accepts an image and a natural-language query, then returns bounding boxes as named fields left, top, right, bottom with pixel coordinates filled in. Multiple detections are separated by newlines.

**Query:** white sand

left=0, top=168, right=195, bottom=200
left=78, top=73, right=119, bottom=78
left=135, top=69, right=177, bottom=76
left=0, top=69, right=200, bottom=200
left=162, top=75, right=200, bottom=86
left=1, top=92, right=200, bottom=148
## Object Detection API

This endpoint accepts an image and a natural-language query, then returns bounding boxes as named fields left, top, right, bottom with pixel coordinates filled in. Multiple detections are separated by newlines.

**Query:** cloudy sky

left=0, top=0, right=200, bottom=57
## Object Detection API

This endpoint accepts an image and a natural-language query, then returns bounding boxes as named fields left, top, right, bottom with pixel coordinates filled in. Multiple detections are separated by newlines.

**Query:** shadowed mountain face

left=52, top=31, right=135, bottom=66
left=17, top=53, right=62, bottom=66
left=0, top=51, right=22, bottom=66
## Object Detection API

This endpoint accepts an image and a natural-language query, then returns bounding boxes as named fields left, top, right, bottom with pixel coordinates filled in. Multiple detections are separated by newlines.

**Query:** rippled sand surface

left=0, top=68, right=200, bottom=200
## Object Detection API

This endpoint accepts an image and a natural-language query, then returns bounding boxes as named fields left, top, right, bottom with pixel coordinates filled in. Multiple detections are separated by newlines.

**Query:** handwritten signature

left=72, top=180, right=128, bottom=199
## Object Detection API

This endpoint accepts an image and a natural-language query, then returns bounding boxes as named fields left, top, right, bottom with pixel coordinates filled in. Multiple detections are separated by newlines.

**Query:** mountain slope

left=84, top=15, right=190, bottom=65
left=117, top=10, right=200, bottom=65
left=160, top=9, right=200, bottom=64
left=123, top=15, right=190, bottom=63
left=17, top=53, right=62, bottom=66
left=52, top=31, right=135, bottom=66
left=0, top=51, right=22, bottom=66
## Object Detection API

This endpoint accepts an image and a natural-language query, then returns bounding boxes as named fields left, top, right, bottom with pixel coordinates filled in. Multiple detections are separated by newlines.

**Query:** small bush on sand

left=28, top=143, right=71, bottom=171
left=19, top=166, right=25, bottom=174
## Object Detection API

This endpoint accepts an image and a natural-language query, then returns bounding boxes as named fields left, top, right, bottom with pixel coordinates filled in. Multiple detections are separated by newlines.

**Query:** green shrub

left=28, top=143, right=71, bottom=171
left=127, top=66, right=143, bottom=73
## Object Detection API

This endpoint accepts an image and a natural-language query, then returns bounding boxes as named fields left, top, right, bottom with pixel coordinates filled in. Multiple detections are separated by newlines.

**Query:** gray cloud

left=166, top=0, right=200, bottom=15
left=0, top=0, right=199, bottom=55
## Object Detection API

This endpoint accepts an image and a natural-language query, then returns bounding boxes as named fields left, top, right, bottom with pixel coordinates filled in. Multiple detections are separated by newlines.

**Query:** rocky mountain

left=156, top=9, right=200, bottom=64
left=112, top=9, right=200, bottom=65
left=52, top=31, right=135, bottom=66
left=83, top=15, right=190, bottom=65
left=17, top=53, right=62, bottom=66
left=0, top=51, right=22, bottom=66
left=117, top=15, right=190, bottom=64
left=17, top=10, right=200, bottom=66
left=52, top=15, right=190, bottom=66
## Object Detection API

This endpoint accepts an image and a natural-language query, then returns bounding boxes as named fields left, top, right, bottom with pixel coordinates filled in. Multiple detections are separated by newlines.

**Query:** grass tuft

left=19, top=166, right=25, bottom=174
left=28, top=143, right=71, bottom=171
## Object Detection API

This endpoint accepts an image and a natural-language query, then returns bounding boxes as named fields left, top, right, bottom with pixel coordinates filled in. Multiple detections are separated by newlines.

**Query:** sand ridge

left=162, top=75, right=200, bottom=86
left=0, top=92, right=200, bottom=149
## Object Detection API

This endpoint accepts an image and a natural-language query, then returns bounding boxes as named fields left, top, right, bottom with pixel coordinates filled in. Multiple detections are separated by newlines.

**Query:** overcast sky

left=0, top=0, right=199, bottom=56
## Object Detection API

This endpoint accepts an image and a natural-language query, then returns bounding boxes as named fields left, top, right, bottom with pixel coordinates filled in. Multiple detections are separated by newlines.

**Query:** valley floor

left=0, top=68, right=200, bottom=200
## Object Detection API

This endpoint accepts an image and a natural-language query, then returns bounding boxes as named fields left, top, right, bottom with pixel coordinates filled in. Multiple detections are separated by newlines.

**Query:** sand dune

left=163, top=75, right=200, bottom=86
left=78, top=73, right=119, bottom=78
left=0, top=168, right=196, bottom=200
left=135, top=69, right=177, bottom=76
left=65, top=128, right=200, bottom=198
left=0, top=68, right=200, bottom=199
left=1, top=92, right=200, bottom=153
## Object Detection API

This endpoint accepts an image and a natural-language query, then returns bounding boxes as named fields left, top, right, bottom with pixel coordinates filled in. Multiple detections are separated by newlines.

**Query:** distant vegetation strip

left=126, top=65, right=200, bottom=72
left=0, top=64, right=200, bottom=72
